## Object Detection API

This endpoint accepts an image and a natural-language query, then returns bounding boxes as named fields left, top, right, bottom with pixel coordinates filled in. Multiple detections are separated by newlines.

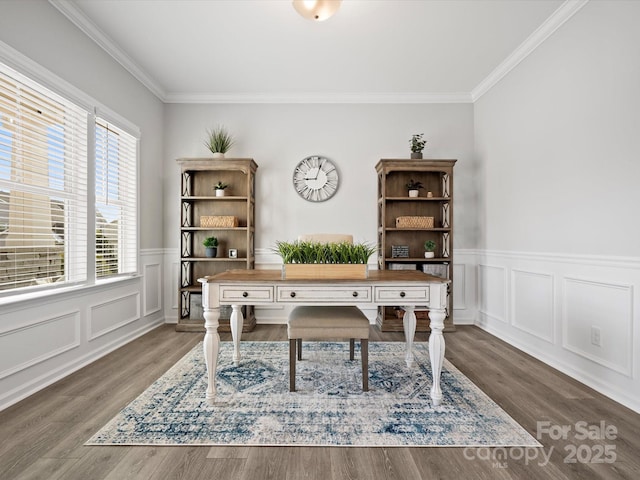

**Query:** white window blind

left=95, top=119, right=137, bottom=279
left=0, top=65, right=88, bottom=292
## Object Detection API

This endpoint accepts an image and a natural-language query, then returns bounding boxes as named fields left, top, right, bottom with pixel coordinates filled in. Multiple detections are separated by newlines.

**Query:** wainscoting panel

left=163, top=248, right=180, bottom=324
left=453, top=263, right=466, bottom=310
left=89, top=292, right=140, bottom=341
left=143, top=262, right=162, bottom=317
left=563, top=276, right=633, bottom=376
left=477, top=250, right=640, bottom=414
left=0, top=311, right=80, bottom=380
left=478, top=264, right=507, bottom=324
left=452, top=250, right=477, bottom=324
left=511, top=269, right=554, bottom=343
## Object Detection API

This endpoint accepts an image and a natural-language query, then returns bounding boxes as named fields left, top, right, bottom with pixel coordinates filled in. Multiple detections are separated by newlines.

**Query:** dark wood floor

left=1, top=324, right=639, bottom=480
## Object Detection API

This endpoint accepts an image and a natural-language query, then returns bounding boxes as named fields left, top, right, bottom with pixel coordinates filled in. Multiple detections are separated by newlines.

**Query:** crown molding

left=48, top=0, right=586, bottom=106
left=471, top=0, right=589, bottom=102
left=164, top=92, right=473, bottom=104
left=48, top=0, right=167, bottom=101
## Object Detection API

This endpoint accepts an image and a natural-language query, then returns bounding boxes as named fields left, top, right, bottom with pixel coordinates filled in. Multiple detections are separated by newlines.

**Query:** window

left=95, top=119, right=137, bottom=279
left=0, top=61, right=138, bottom=296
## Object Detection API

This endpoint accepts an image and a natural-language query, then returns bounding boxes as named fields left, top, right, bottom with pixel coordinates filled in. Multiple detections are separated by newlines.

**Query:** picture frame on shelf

left=228, top=248, right=238, bottom=258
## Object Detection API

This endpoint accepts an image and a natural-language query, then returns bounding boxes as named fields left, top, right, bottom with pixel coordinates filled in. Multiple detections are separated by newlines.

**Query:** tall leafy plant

left=274, top=241, right=376, bottom=264
left=205, top=126, right=234, bottom=154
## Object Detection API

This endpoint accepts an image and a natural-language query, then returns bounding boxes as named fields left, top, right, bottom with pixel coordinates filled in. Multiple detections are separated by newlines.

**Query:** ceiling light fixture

left=292, top=0, right=342, bottom=22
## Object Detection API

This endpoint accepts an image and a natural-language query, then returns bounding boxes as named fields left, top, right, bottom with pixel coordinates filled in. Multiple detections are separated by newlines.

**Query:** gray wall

left=2, top=0, right=639, bottom=413
left=475, top=0, right=640, bottom=256
left=164, top=103, right=477, bottom=252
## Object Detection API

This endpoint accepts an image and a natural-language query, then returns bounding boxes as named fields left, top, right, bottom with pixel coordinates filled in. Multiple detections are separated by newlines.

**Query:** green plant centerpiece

left=214, top=181, right=229, bottom=196
left=274, top=240, right=376, bottom=279
left=406, top=179, right=424, bottom=197
left=410, top=133, right=427, bottom=159
left=424, top=240, right=437, bottom=258
left=205, top=126, right=234, bottom=158
left=203, top=236, right=219, bottom=258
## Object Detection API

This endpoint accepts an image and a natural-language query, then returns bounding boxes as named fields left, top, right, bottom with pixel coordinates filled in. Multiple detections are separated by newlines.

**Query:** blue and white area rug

left=87, top=341, right=540, bottom=447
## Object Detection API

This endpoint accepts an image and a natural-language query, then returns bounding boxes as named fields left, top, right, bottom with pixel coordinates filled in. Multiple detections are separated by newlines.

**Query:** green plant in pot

left=214, top=181, right=229, bottom=197
left=424, top=240, right=437, bottom=258
left=410, top=133, right=427, bottom=159
left=406, top=179, right=424, bottom=197
left=205, top=126, right=234, bottom=159
left=273, top=241, right=376, bottom=264
left=203, top=236, right=219, bottom=258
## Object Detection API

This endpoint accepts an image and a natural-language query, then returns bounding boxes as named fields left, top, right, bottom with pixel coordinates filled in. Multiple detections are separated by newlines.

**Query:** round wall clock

left=292, top=155, right=339, bottom=202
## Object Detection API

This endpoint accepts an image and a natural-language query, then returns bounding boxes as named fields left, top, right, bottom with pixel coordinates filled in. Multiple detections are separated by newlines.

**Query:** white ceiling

left=51, top=0, right=583, bottom=103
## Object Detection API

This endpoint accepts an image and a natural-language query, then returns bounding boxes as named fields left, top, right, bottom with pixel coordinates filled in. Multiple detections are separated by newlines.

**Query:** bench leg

left=349, top=339, right=355, bottom=361
left=289, top=339, right=296, bottom=392
left=361, top=339, right=368, bottom=392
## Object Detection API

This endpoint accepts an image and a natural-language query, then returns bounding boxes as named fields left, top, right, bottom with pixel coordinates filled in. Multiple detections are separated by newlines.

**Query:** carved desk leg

left=428, top=307, right=446, bottom=406
left=202, top=283, right=220, bottom=404
left=402, top=306, right=417, bottom=368
left=230, top=304, right=244, bottom=365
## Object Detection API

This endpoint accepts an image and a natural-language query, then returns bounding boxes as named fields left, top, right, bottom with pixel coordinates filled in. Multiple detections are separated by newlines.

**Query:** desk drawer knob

left=242, top=291, right=249, bottom=298
left=290, top=292, right=296, bottom=298
left=400, top=291, right=406, bottom=298
left=352, top=291, right=358, bottom=297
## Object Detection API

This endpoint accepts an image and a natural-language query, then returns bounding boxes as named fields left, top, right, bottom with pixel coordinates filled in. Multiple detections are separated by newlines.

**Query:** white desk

left=199, top=269, right=450, bottom=405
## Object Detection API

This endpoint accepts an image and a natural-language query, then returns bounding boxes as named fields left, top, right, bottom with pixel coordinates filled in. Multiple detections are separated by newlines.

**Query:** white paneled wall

left=476, top=250, right=640, bottom=413
left=0, top=249, right=165, bottom=411
left=164, top=248, right=640, bottom=414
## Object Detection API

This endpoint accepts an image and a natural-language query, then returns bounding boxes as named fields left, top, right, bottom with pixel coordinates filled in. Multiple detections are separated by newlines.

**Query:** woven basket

left=200, top=216, right=238, bottom=228
left=395, top=216, right=434, bottom=229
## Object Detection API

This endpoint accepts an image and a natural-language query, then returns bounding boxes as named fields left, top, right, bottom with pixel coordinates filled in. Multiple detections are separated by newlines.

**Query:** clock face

left=292, top=155, right=339, bottom=202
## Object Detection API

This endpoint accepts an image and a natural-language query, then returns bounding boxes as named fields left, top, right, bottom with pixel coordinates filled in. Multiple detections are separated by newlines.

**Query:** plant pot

left=411, top=152, right=423, bottom=159
left=283, top=264, right=368, bottom=280
left=212, top=152, right=225, bottom=159
left=215, top=189, right=226, bottom=197
left=408, top=189, right=419, bottom=198
left=424, top=251, right=435, bottom=258
left=205, top=247, right=218, bottom=258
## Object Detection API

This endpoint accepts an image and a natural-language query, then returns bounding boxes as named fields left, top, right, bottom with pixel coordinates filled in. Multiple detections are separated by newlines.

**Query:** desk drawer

left=220, top=285, right=274, bottom=303
left=374, top=286, right=429, bottom=303
left=277, top=286, right=372, bottom=303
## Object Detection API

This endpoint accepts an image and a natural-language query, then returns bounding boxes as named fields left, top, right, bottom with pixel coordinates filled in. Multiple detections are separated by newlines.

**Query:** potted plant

left=214, top=181, right=229, bottom=197
left=205, top=126, right=234, bottom=159
left=406, top=179, right=424, bottom=197
left=410, top=133, right=427, bottom=159
left=424, top=240, right=437, bottom=258
left=273, top=240, right=376, bottom=279
left=203, top=236, right=219, bottom=258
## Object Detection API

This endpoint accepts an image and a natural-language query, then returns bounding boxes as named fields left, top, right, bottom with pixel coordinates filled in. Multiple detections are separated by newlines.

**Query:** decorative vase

left=411, top=152, right=423, bottom=159
left=212, top=152, right=225, bottom=159
left=408, top=189, right=419, bottom=198
left=424, top=251, right=435, bottom=258
left=205, top=247, right=218, bottom=258
left=215, top=189, right=226, bottom=197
